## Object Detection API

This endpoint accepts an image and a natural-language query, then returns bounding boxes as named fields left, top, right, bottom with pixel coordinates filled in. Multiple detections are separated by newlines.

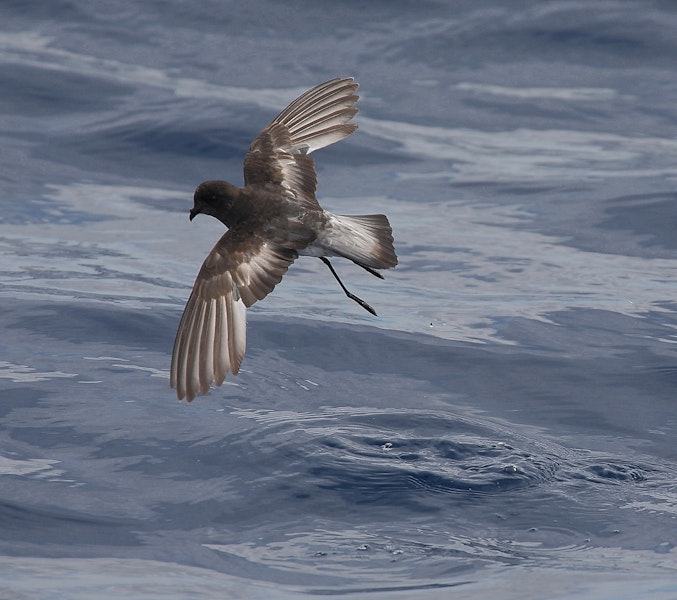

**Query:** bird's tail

left=327, top=214, right=398, bottom=271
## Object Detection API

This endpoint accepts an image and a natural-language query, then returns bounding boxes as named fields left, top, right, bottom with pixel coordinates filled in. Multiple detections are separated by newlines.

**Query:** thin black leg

left=320, top=257, right=377, bottom=316
left=334, top=250, right=384, bottom=279
left=355, top=262, right=384, bottom=280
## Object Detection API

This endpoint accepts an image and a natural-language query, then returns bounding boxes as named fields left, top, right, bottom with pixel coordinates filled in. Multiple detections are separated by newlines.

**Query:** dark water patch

left=9, top=423, right=100, bottom=451
left=600, top=192, right=677, bottom=253
left=7, top=302, right=173, bottom=350
left=383, top=5, right=677, bottom=70
left=500, top=188, right=677, bottom=260
left=650, top=365, right=677, bottom=382
left=461, top=95, right=610, bottom=126
left=0, top=500, right=140, bottom=550
left=33, top=121, right=247, bottom=184
left=584, top=463, right=648, bottom=483
left=0, top=64, right=133, bottom=115
left=0, top=0, right=87, bottom=23
left=91, top=120, right=252, bottom=161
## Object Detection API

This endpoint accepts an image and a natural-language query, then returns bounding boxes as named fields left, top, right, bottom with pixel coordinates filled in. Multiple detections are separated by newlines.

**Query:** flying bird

left=170, top=77, right=397, bottom=401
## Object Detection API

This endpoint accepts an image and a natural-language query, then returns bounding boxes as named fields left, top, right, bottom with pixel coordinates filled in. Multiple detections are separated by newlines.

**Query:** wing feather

left=243, top=78, right=359, bottom=208
left=171, top=228, right=297, bottom=401
left=213, top=295, right=229, bottom=385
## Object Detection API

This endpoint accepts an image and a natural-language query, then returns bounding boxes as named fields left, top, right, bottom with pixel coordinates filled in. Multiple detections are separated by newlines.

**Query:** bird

left=170, top=77, right=397, bottom=401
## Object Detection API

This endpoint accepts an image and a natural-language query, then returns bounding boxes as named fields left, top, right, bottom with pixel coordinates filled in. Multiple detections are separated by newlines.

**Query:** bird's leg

left=320, top=257, right=377, bottom=316
left=354, top=262, right=384, bottom=280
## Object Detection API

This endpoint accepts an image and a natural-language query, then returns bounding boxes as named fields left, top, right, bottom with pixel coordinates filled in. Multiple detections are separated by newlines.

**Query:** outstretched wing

left=243, top=77, right=359, bottom=209
left=171, top=227, right=297, bottom=401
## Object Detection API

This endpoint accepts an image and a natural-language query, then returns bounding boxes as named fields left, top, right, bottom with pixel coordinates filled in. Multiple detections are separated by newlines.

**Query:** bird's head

left=190, top=180, right=240, bottom=226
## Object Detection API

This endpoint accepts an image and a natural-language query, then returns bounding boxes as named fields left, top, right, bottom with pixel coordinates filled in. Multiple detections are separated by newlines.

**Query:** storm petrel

left=170, top=77, right=397, bottom=401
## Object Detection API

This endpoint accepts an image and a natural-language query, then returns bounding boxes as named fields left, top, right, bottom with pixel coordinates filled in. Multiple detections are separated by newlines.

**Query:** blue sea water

left=1, top=1, right=677, bottom=598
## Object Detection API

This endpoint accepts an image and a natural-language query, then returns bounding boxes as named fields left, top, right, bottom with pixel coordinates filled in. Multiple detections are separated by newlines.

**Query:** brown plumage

left=171, top=78, right=397, bottom=401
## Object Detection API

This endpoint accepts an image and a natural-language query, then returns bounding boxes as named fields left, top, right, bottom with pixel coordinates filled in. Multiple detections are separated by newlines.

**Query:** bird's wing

left=171, top=227, right=297, bottom=401
left=243, top=77, right=359, bottom=209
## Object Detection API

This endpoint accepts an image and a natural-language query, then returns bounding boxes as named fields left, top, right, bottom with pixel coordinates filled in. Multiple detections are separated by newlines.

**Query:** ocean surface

left=1, top=2, right=676, bottom=598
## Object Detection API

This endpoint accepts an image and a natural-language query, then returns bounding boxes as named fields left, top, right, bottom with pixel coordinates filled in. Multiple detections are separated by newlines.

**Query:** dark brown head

left=190, top=180, right=241, bottom=227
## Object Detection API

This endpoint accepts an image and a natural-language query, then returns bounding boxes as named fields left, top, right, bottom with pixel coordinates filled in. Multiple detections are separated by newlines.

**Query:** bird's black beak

left=189, top=207, right=200, bottom=221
